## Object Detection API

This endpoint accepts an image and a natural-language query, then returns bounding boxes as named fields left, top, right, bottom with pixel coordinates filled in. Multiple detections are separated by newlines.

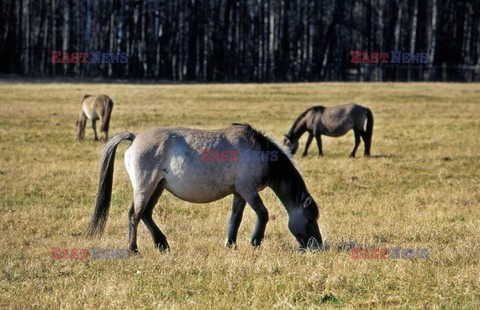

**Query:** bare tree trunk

left=41, top=0, right=49, bottom=75
left=409, top=0, right=418, bottom=81
left=428, top=0, right=438, bottom=80
left=51, top=0, right=56, bottom=76
left=108, top=3, right=115, bottom=77
left=141, top=2, right=147, bottom=78
left=22, top=0, right=30, bottom=74
left=394, top=0, right=404, bottom=80
left=335, top=0, right=346, bottom=81
left=84, top=0, right=90, bottom=77
left=377, top=0, right=384, bottom=81
left=63, top=0, right=70, bottom=75
left=269, top=0, right=274, bottom=80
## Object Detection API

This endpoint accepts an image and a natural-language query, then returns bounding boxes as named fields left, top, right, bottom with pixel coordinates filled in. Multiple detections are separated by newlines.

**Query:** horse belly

left=321, top=117, right=354, bottom=137
left=162, top=159, right=235, bottom=203
left=324, top=126, right=352, bottom=137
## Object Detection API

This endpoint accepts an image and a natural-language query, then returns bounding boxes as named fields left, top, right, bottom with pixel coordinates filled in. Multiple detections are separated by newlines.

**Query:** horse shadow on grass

left=285, top=240, right=384, bottom=254
left=367, top=154, right=395, bottom=159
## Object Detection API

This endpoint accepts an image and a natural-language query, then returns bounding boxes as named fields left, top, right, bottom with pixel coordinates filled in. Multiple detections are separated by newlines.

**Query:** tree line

left=0, top=0, right=479, bottom=82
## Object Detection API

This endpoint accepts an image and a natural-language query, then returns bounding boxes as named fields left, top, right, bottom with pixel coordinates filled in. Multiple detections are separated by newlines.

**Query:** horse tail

left=364, top=107, right=374, bottom=156
left=87, top=132, right=135, bottom=238
left=100, top=97, right=114, bottom=133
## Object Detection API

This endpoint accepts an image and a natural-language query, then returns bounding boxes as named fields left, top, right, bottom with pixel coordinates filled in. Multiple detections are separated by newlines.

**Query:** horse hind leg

left=127, top=203, right=136, bottom=252
left=100, top=111, right=110, bottom=141
left=141, top=183, right=170, bottom=252
left=101, top=117, right=109, bottom=141
left=361, top=130, right=371, bottom=156
left=92, top=120, right=99, bottom=141
left=350, top=129, right=361, bottom=158
left=127, top=181, right=159, bottom=254
left=226, top=194, right=247, bottom=248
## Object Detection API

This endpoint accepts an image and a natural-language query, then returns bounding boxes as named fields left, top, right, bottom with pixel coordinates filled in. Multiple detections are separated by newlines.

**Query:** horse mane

left=286, top=106, right=325, bottom=137
left=231, top=123, right=319, bottom=219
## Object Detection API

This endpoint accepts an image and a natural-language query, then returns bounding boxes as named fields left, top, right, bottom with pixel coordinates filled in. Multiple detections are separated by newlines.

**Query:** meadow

left=0, top=82, right=479, bottom=308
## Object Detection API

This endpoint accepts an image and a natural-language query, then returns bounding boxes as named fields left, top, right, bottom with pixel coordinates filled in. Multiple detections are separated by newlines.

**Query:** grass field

left=0, top=82, right=479, bottom=308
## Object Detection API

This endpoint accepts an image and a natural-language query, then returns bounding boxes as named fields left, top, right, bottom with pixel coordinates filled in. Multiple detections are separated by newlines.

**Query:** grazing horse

left=87, top=124, right=322, bottom=253
left=283, top=103, right=373, bottom=157
left=76, top=94, right=114, bottom=141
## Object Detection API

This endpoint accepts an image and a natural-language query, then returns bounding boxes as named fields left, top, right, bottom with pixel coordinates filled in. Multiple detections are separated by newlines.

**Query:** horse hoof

left=128, top=249, right=141, bottom=257
left=250, top=239, right=263, bottom=247
left=225, top=242, right=238, bottom=249
left=158, top=245, right=170, bottom=253
left=250, top=244, right=262, bottom=251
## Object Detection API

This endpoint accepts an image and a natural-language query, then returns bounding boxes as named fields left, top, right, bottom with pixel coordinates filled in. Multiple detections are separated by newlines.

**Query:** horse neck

left=269, top=169, right=306, bottom=211
left=288, top=117, right=308, bottom=141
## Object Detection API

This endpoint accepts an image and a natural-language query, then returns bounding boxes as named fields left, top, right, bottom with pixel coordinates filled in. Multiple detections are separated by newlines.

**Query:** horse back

left=314, top=103, right=367, bottom=136
left=81, top=95, right=112, bottom=121
left=124, top=126, right=270, bottom=203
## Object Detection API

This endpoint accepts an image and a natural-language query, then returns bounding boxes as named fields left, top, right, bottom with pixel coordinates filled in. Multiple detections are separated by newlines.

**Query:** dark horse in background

left=87, top=124, right=322, bottom=253
left=76, top=94, right=114, bottom=141
left=284, top=103, right=374, bottom=157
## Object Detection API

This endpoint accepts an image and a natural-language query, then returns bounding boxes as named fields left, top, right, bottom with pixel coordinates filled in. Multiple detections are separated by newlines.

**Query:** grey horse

left=284, top=103, right=374, bottom=157
left=87, top=124, right=322, bottom=253
left=76, top=94, right=114, bottom=141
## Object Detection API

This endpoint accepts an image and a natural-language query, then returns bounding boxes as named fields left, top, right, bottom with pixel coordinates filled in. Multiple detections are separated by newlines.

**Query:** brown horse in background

left=284, top=103, right=373, bottom=157
left=76, top=94, right=114, bottom=141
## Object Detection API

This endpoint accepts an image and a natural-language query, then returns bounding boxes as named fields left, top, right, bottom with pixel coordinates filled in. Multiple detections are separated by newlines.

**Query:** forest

left=0, top=0, right=479, bottom=81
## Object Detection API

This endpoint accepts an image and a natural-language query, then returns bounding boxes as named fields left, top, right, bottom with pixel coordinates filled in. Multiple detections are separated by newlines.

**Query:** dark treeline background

left=1, top=0, right=479, bottom=82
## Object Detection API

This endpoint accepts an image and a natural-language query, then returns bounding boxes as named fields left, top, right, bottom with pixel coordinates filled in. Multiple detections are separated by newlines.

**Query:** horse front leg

left=103, top=126, right=108, bottom=141
left=226, top=194, right=247, bottom=248
left=350, top=129, right=361, bottom=158
left=236, top=186, right=269, bottom=247
left=92, top=120, right=99, bottom=141
left=302, top=133, right=314, bottom=157
left=76, top=114, right=87, bottom=140
left=315, top=133, right=324, bottom=157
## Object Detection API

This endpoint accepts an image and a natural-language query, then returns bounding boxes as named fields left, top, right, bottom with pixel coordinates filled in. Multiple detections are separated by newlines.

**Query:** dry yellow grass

left=0, top=82, right=479, bottom=308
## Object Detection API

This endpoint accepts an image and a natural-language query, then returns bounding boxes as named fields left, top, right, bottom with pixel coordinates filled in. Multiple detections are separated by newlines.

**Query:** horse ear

left=303, top=196, right=313, bottom=209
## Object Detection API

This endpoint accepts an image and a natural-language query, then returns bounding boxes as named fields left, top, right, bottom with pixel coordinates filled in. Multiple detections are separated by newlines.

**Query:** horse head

left=287, top=191, right=322, bottom=250
left=283, top=134, right=299, bottom=155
